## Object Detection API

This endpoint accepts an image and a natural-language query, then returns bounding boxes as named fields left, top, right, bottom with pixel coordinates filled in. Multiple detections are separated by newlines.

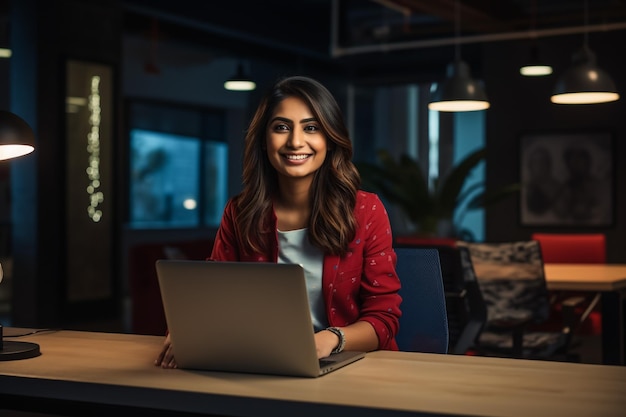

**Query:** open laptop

left=155, top=259, right=365, bottom=377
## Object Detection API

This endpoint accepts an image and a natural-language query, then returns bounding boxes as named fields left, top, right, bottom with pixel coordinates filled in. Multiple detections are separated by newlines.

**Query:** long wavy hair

left=235, top=76, right=360, bottom=257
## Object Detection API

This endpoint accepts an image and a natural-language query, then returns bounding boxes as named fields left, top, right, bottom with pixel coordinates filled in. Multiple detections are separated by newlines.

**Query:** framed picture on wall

left=519, top=131, right=613, bottom=227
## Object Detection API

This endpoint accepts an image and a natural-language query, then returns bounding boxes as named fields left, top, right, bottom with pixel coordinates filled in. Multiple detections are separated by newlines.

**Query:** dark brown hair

left=235, top=76, right=360, bottom=256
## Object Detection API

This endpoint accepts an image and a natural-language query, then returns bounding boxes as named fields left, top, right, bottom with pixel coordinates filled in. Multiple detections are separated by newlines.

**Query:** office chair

left=451, top=246, right=488, bottom=354
left=394, top=247, right=449, bottom=353
left=457, top=240, right=584, bottom=361
left=396, top=243, right=487, bottom=355
left=531, top=233, right=606, bottom=264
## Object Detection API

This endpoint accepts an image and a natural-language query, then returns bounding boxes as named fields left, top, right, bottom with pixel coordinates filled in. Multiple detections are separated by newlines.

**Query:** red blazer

left=210, top=191, right=402, bottom=351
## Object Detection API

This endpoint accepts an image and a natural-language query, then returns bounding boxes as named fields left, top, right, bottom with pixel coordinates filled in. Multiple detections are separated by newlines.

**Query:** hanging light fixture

left=520, top=44, right=553, bottom=76
left=224, top=62, right=256, bottom=92
left=551, top=0, right=619, bottom=104
left=428, top=0, right=490, bottom=112
left=519, top=0, right=553, bottom=77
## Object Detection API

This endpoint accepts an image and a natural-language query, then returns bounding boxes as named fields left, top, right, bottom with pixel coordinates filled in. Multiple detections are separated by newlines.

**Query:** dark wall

left=483, top=30, right=626, bottom=262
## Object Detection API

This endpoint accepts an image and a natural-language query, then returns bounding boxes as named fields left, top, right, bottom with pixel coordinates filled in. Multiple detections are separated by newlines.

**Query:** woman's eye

left=304, top=125, right=319, bottom=132
left=273, top=124, right=290, bottom=131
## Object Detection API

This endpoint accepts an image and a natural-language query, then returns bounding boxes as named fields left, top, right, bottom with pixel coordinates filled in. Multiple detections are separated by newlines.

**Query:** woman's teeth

left=285, top=154, right=310, bottom=160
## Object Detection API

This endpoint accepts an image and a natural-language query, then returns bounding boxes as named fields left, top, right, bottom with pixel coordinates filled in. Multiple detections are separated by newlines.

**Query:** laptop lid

left=155, top=260, right=365, bottom=377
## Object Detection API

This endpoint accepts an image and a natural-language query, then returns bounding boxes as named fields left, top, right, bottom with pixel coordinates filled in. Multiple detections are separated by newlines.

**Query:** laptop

left=155, top=259, right=366, bottom=377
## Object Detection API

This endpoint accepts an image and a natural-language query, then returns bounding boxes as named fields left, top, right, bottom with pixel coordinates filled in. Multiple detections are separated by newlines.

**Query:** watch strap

left=326, top=326, right=345, bottom=354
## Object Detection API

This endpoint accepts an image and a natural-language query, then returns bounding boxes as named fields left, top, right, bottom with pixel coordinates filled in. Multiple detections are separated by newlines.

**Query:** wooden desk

left=544, top=264, right=626, bottom=292
left=1, top=329, right=625, bottom=417
left=544, top=264, right=626, bottom=365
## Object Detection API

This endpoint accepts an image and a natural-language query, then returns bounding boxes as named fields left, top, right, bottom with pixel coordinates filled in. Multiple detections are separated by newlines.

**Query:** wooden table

left=544, top=263, right=626, bottom=365
left=1, top=329, right=625, bottom=417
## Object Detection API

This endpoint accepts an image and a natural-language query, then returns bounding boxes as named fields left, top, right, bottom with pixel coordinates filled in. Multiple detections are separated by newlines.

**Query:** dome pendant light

left=520, top=43, right=553, bottom=77
left=519, top=0, right=553, bottom=77
left=429, top=60, right=490, bottom=111
left=224, top=62, right=256, bottom=92
left=551, top=45, right=619, bottom=104
left=428, top=0, right=490, bottom=112
left=551, top=0, right=619, bottom=104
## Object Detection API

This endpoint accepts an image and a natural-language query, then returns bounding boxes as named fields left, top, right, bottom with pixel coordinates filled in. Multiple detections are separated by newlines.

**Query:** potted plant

left=356, top=148, right=519, bottom=239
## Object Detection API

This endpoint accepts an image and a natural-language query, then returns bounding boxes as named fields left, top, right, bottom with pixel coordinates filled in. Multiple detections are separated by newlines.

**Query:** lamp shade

left=428, top=60, right=490, bottom=112
left=224, top=63, right=256, bottom=92
left=551, top=46, right=619, bottom=104
left=0, top=110, right=35, bottom=161
left=520, top=45, right=553, bottom=77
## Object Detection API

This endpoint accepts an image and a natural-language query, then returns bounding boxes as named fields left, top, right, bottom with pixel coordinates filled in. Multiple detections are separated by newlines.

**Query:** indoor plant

left=356, top=148, right=519, bottom=239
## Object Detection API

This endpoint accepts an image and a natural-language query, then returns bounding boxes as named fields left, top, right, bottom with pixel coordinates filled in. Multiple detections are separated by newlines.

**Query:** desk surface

left=1, top=329, right=625, bottom=417
left=544, top=263, right=626, bottom=292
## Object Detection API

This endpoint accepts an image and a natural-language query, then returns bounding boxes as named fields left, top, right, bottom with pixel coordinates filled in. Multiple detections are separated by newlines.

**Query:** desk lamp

left=0, top=110, right=39, bottom=361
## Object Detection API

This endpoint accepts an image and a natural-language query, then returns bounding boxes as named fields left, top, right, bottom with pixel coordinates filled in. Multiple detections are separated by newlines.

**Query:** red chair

left=531, top=233, right=606, bottom=336
left=531, top=233, right=606, bottom=264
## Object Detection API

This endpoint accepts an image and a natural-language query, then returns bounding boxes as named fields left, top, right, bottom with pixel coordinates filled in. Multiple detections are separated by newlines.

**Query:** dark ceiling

left=121, top=0, right=626, bottom=62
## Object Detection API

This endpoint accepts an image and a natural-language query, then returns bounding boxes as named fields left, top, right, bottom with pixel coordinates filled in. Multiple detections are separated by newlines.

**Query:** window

left=127, top=101, right=227, bottom=229
left=349, top=82, right=485, bottom=239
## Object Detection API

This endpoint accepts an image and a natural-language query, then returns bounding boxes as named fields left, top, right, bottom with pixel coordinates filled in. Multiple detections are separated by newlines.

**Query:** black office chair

left=441, top=246, right=488, bottom=355
left=394, top=247, right=449, bottom=353
left=457, top=240, right=584, bottom=361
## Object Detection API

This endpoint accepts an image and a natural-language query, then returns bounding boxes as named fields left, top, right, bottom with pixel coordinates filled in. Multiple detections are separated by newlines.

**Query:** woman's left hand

left=314, top=329, right=340, bottom=359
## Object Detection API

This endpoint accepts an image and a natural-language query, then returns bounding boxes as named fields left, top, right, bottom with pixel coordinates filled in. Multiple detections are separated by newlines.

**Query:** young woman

left=156, top=76, right=401, bottom=368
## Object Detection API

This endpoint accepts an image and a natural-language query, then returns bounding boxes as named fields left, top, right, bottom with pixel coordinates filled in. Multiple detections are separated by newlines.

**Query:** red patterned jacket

left=209, top=191, right=402, bottom=351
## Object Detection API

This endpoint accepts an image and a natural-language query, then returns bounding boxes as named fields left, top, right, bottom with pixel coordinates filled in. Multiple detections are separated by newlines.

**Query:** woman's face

left=265, top=96, right=328, bottom=182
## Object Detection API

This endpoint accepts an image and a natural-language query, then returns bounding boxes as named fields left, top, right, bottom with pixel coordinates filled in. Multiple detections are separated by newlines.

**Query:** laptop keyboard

left=319, top=359, right=334, bottom=367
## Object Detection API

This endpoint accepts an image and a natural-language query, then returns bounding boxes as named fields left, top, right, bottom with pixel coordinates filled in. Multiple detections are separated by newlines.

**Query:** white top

left=277, top=228, right=327, bottom=331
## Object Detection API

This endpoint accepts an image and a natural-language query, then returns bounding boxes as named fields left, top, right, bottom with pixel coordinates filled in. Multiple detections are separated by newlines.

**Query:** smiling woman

left=155, top=76, right=403, bottom=369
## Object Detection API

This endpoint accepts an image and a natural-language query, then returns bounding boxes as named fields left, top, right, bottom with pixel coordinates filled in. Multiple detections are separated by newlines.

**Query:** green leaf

left=355, top=147, right=518, bottom=236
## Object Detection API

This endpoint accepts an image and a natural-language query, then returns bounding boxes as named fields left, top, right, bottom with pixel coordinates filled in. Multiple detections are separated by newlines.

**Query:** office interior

left=0, top=0, right=625, bottom=363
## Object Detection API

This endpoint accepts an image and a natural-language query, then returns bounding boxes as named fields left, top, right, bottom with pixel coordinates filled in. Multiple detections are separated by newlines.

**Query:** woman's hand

left=314, top=329, right=340, bottom=359
left=154, top=333, right=177, bottom=368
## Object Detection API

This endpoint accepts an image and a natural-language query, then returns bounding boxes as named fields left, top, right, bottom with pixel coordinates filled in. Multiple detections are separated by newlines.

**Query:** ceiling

left=121, top=0, right=626, bottom=63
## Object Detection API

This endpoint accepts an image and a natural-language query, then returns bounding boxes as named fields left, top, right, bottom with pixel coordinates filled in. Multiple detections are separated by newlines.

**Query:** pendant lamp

left=224, top=62, right=256, bottom=92
left=520, top=44, right=553, bottom=77
left=551, top=0, right=619, bottom=104
left=428, top=0, right=490, bottom=112
left=429, top=60, right=490, bottom=111
left=519, top=0, right=552, bottom=77
left=551, top=45, right=619, bottom=104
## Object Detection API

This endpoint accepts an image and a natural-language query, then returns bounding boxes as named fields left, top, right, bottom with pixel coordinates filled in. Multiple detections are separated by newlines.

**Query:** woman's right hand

left=154, top=333, right=177, bottom=368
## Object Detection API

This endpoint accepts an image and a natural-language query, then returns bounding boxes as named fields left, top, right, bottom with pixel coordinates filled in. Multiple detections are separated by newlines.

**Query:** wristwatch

left=326, top=326, right=345, bottom=354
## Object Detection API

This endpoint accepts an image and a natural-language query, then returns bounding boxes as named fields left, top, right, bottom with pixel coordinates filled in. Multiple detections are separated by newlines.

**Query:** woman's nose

left=287, top=130, right=305, bottom=148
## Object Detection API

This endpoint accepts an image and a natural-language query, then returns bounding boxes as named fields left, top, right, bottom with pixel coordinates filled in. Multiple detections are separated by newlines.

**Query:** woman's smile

left=283, top=153, right=313, bottom=163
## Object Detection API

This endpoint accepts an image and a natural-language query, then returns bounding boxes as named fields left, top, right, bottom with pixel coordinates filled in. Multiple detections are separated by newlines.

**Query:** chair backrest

left=394, top=247, right=449, bottom=353
left=456, top=240, right=550, bottom=325
left=531, top=233, right=606, bottom=264
left=454, top=246, right=488, bottom=354
left=398, top=244, right=487, bottom=354
left=394, top=236, right=458, bottom=247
